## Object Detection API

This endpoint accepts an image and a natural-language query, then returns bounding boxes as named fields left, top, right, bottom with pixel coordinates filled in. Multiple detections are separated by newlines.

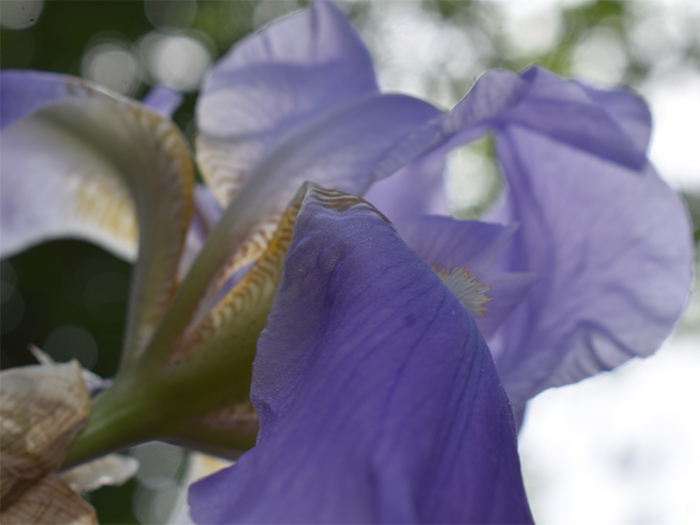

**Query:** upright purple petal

left=498, top=66, right=646, bottom=169
left=436, top=66, right=646, bottom=170
left=188, top=187, right=533, bottom=524
left=576, top=82, right=652, bottom=156
left=196, top=0, right=379, bottom=206
left=488, top=125, right=693, bottom=409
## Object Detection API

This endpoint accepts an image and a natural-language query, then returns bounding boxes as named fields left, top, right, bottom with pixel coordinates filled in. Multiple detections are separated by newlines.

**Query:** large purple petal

left=188, top=187, right=533, bottom=524
left=196, top=0, right=379, bottom=206
left=488, top=125, right=693, bottom=410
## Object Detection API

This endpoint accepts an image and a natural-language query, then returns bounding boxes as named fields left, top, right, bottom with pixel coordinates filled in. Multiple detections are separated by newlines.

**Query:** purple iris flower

left=186, top=1, right=691, bottom=523
left=0, top=0, right=692, bottom=523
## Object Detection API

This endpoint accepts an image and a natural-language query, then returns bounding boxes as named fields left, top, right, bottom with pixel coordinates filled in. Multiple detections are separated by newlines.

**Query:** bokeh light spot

left=139, top=31, right=213, bottom=91
left=0, top=0, right=44, bottom=30
left=81, top=41, right=142, bottom=95
left=43, top=324, right=98, bottom=369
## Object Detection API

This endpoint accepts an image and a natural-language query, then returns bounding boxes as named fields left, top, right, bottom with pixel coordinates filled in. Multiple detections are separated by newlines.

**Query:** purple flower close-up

left=0, top=0, right=694, bottom=523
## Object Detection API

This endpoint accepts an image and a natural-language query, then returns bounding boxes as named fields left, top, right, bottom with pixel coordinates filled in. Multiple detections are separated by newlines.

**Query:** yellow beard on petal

left=432, top=264, right=492, bottom=317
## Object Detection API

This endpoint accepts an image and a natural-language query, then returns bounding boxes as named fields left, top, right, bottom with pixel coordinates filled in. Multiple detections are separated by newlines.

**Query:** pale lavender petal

left=498, top=66, right=646, bottom=169
left=142, top=86, right=184, bottom=117
left=488, top=126, right=693, bottom=410
left=189, top=188, right=533, bottom=524
left=370, top=67, right=649, bottom=228
left=196, top=0, right=378, bottom=206
left=1, top=92, right=195, bottom=367
left=0, top=70, right=114, bottom=130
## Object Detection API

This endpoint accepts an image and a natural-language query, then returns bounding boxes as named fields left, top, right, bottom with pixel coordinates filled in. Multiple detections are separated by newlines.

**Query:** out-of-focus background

left=1, top=0, right=698, bottom=523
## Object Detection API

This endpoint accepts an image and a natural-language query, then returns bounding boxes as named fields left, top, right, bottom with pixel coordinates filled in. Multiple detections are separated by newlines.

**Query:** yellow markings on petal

left=118, top=103, right=195, bottom=355
left=36, top=95, right=195, bottom=364
left=173, top=183, right=377, bottom=362
left=196, top=135, right=253, bottom=208
left=433, top=265, right=492, bottom=317
left=0, top=361, right=95, bottom=524
left=73, top=170, right=137, bottom=255
left=170, top=185, right=303, bottom=362
left=166, top=401, right=259, bottom=458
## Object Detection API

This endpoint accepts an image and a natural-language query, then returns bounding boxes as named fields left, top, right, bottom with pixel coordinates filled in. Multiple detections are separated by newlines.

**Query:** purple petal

left=196, top=0, right=378, bottom=206
left=498, top=66, right=646, bottom=169
left=474, top=272, right=541, bottom=340
left=182, top=93, right=440, bottom=309
left=397, top=216, right=540, bottom=339
left=399, top=216, right=518, bottom=275
left=188, top=187, right=533, bottom=524
left=363, top=151, right=448, bottom=224
left=142, top=86, right=184, bottom=117
left=0, top=70, right=114, bottom=130
left=488, top=125, right=693, bottom=410
left=436, top=67, right=646, bottom=170
left=576, top=82, right=652, bottom=156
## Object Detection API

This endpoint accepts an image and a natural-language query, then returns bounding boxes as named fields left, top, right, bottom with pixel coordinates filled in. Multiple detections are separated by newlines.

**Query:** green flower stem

left=62, top=323, right=261, bottom=469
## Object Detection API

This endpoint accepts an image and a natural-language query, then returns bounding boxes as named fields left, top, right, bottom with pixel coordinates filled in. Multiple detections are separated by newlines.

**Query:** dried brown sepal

left=0, top=361, right=92, bottom=519
left=0, top=473, right=97, bottom=525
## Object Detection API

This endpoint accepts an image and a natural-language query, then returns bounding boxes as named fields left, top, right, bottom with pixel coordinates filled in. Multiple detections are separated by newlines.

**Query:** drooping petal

left=188, top=185, right=533, bottom=524
left=488, top=125, right=693, bottom=410
left=0, top=74, right=195, bottom=369
left=196, top=0, right=378, bottom=207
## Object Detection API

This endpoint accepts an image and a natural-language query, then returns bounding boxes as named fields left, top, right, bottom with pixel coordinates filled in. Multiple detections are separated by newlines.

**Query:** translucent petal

left=196, top=0, right=378, bottom=207
left=489, top=127, right=693, bottom=409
